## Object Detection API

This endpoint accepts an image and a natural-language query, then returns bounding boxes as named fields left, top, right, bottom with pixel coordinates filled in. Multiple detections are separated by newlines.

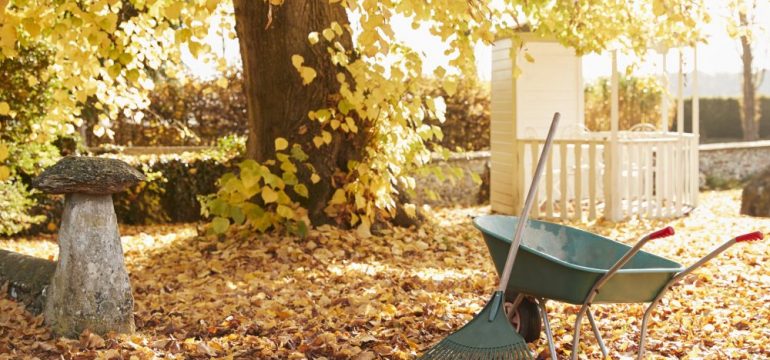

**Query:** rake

left=419, top=112, right=560, bottom=359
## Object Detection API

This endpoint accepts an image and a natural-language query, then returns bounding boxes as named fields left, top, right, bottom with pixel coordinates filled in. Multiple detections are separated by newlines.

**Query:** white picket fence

left=512, top=132, right=698, bottom=221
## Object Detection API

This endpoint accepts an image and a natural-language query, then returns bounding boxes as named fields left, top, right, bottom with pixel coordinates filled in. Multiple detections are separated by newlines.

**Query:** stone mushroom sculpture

left=32, top=156, right=145, bottom=338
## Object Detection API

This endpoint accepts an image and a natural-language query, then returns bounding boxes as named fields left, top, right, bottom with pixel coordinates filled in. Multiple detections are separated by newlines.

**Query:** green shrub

left=0, top=43, right=62, bottom=235
left=109, top=139, right=243, bottom=225
left=83, top=71, right=247, bottom=147
left=0, top=181, right=46, bottom=235
left=584, top=75, right=667, bottom=131
left=421, top=77, right=490, bottom=151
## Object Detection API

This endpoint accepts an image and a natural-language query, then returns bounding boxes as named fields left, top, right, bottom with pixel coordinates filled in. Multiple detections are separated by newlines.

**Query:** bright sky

left=183, top=2, right=769, bottom=82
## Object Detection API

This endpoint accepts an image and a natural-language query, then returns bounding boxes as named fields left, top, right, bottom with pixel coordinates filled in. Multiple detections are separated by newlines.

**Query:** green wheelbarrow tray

left=473, top=214, right=763, bottom=360
left=474, top=215, right=683, bottom=304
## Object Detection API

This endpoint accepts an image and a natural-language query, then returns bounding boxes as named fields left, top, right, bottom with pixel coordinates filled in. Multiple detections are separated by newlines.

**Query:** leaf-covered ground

left=1, top=190, right=768, bottom=359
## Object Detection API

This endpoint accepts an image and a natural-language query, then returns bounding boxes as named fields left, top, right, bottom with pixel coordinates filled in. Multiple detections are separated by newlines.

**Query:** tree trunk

left=232, top=1, right=362, bottom=225
left=739, top=11, right=760, bottom=141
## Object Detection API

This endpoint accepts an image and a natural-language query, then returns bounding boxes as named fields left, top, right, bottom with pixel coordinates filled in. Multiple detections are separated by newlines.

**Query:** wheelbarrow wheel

left=503, top=296, right=542, bottom=343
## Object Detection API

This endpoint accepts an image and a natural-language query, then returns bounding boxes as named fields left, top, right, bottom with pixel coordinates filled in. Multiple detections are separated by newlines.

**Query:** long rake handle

left=498, top=112, right=560, bottom=292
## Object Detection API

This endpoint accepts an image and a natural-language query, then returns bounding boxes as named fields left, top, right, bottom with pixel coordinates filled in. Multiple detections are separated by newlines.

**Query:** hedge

left=111, top=153, right=237, bottom=225
left=677, top=97, right=770, bottom=140
left=10, top=141, right=243, bottom=236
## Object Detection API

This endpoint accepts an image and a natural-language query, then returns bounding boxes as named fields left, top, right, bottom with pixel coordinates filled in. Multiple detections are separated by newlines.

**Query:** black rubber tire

left=503, top=295, right=542, bottom=343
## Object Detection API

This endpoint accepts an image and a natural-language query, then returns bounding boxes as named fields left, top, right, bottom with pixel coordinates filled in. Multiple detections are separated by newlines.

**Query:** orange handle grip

left=736, top=231, right=763, bottom=242
left=649, top=226, right=675, bottom=240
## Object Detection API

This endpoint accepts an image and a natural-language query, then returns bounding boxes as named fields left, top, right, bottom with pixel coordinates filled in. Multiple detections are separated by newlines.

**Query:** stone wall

left=700, top=140, right=770, bottom=185
left=411, top=141, right=770, bottom=208
left=413, top=151, right=490, bottom=207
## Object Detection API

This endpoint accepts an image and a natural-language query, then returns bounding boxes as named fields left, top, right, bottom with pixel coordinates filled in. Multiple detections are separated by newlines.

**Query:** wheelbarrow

left=474, top=214, right=763, bottom=360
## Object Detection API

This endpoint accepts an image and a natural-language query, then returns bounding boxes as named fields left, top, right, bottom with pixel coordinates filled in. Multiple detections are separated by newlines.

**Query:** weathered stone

left=44, top=193, right=135, bottom=337
left=741, top=167, right=770, bottom=217
left=412, top=151, right=490, bottom=207
left=0, top=249, right=55, bottom=314
left=32, top=156, right=145, bottom=195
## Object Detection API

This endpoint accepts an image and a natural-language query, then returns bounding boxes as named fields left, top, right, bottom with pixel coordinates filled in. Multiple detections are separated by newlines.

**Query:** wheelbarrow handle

left=583, top=226, right=675, bottom=302
left=736, top=231, right=764, bottom=242
left=649, top=226, right=675, bottom=240
left=637, top=230, right=764, bottom=360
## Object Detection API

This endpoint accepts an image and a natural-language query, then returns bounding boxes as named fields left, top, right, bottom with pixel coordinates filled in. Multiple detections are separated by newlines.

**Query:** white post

left=660, top=49, right=669, bottom=132
left=675, top=48, right=684, bottom=216
left=677, top=49, right=684, bottom=134
left=692, top=45, right=700, bottom=207
left=608, top=50, right=622, bottom=221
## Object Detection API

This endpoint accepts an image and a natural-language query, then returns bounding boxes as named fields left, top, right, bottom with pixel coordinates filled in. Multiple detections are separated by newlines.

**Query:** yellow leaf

left=118, top=53, right=133, bottom=65
left=0, top=143, right=7, bottom=161
left=322, top=28, right=335, bottom=41
left=126, top=69, right=140, bottom=83
left=211, top=217, right=229, bottom=234
left=93, top=125, right=106, bottom=138
left=330, top=189, right=346, bottom=205
left=0, top=102, right=9, bottom=115
left=300, top=67, right=317, bottom=85
left=345, top=117, right=358, bottom=133
left=206, top=0, right=219, bottom=12
left=443, top=78, right=458, bottom=96
left=313, top=136, right=324, bottom=148
left=22, top=19, right=40, bottom=37
left=356, top=219, right=371, bottom=237
left=107, top=64, right=122, bottom=79
left=269, top=0, right=284, bottom=4
left=0, top=166, right=9, bottom=181
left=331, top=22, right=343, bottom=35
left=322, top=131, right=332, bottom=144
left=310, top=173, right=321, bottom=184
left=216, top=77, right=228, bottom=88
left=291, top=54, right=304, bottom=69
left=403, top=203, right=416, bottom=218
left=275, top=137, right=289, bottom=151
left=308, top=32, right=319, bottom=44
left=164, top=2, right=184, bottom=18
left=524, top=52, right=535, bottom=63
left=276, top=204, right=294, bottom=218
left=293, top=184, right=309, bottom=198
left=188, top=41, right=203, bottom=57
left=261, top=187, right=279, bottom=203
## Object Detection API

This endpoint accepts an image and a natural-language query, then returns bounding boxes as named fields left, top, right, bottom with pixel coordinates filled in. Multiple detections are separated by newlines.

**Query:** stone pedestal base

left=44, top=194, right=135, bottom=338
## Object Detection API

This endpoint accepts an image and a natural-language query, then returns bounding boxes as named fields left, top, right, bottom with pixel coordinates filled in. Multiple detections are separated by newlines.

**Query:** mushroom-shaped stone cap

left=32, top=156, right=145, bottom=195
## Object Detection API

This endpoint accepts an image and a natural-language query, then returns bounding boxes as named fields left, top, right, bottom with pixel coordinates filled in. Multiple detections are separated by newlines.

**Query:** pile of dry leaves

left=1, top=190, right=768, bottom=359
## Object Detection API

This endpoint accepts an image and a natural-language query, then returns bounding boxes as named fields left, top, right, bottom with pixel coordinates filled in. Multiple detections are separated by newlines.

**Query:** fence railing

left=514, top=133, right=698, bottom=221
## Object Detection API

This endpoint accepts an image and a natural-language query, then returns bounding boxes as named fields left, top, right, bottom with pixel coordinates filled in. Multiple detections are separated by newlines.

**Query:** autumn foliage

left=2, top=190, right=769, bottom=358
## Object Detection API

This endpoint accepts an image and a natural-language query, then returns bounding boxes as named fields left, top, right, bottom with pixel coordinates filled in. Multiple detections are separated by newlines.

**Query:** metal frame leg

left=571, top=226, right=674, bottom=360
left=537, top=298, right=557, bottom=360
left=587, top=308, right=608, bottom=357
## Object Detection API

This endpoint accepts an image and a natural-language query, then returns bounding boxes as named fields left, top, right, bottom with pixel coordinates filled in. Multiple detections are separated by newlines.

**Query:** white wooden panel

left=515, top=41, right=582, bottom=140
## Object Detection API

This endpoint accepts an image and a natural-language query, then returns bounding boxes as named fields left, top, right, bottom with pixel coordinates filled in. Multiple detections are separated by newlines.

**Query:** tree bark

left=0, top=249, right=55, bottom=314
left=739, top=11, right=760, bottom=141
left=233, top=0, right=363, bottom=225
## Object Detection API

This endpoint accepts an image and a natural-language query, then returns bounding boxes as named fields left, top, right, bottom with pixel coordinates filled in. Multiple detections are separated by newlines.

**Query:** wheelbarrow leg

left=571, top=227, right=675, bottom=360
left=637, top=231, right=764, bottom=360
left=586, top=308, right=608, bottom=357
left=536, top=298, right=557, bottom=360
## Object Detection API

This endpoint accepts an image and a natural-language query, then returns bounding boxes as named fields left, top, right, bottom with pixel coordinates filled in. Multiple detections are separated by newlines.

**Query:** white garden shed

left=490, top=35, right=700, bottom=221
